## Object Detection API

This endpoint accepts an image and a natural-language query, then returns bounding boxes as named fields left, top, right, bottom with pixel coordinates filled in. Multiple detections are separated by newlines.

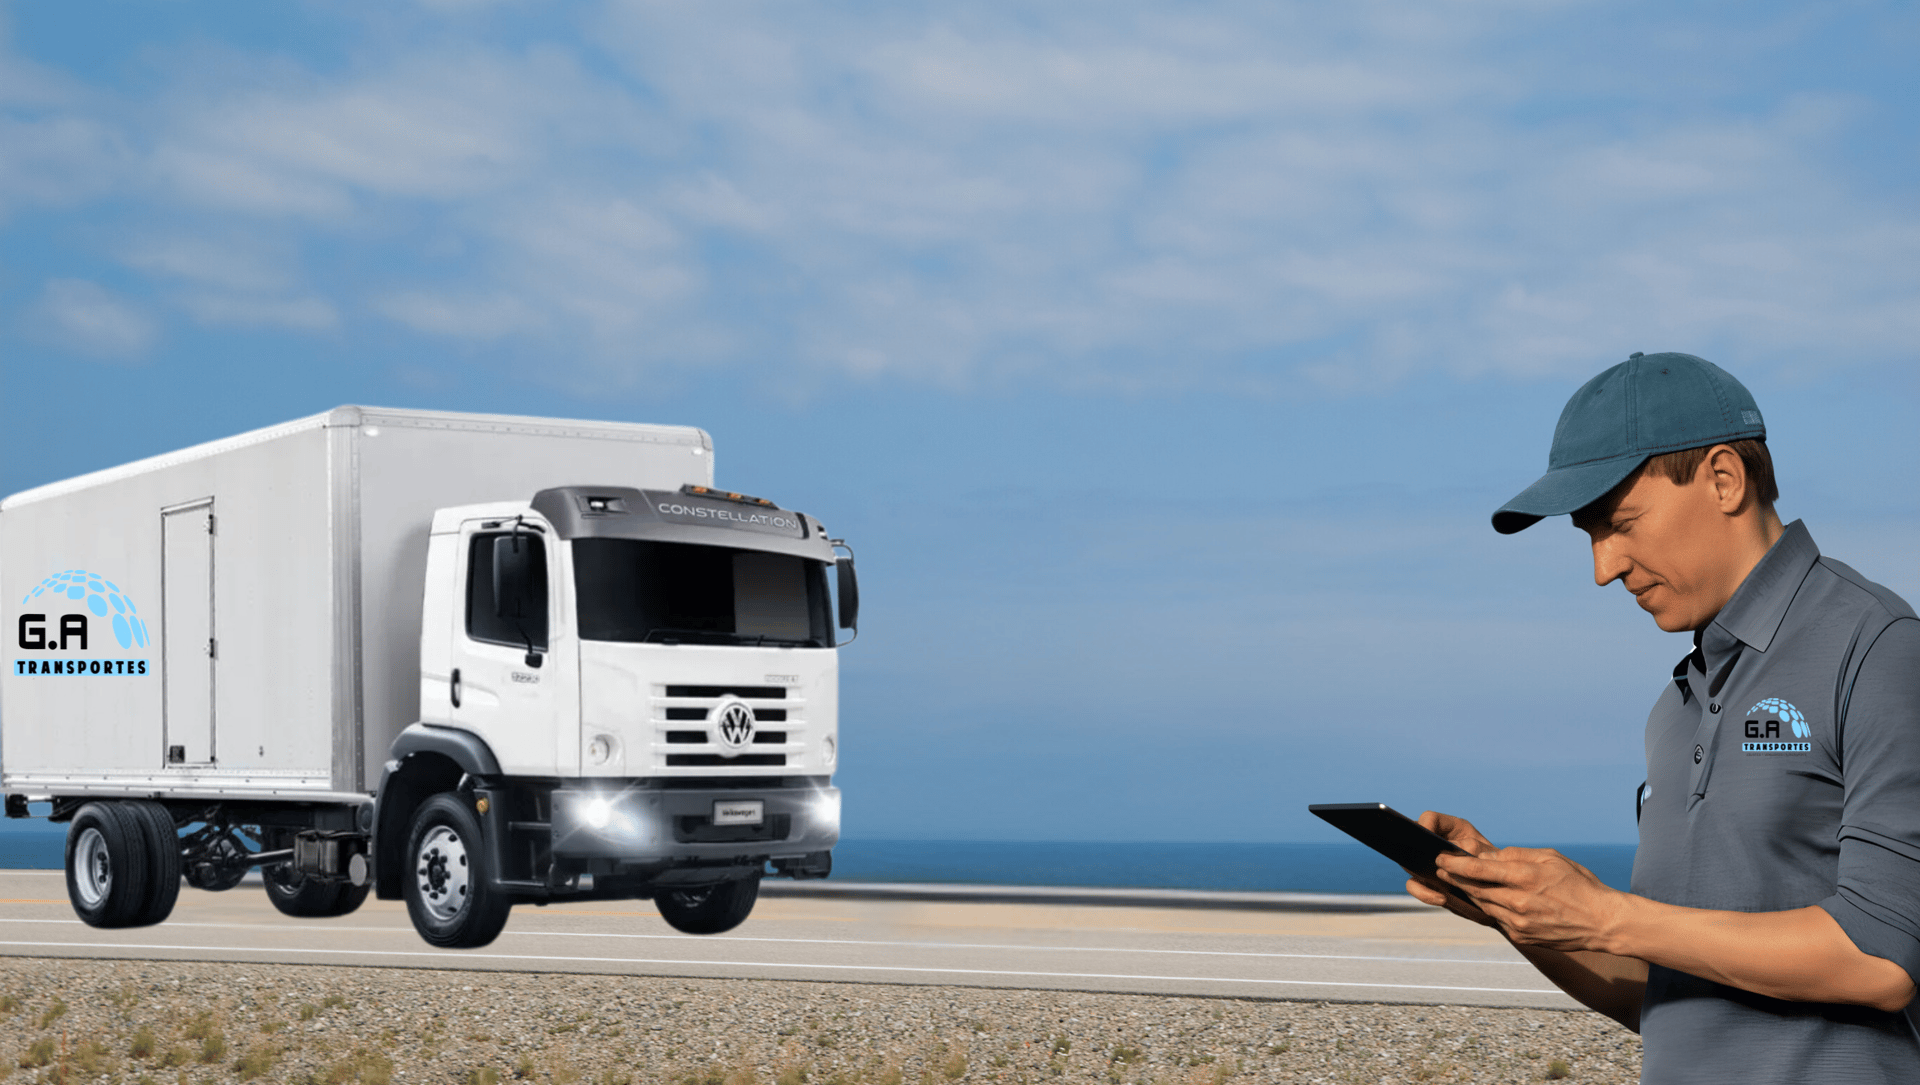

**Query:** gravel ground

left=0, top=959, right=1641, bottom=1085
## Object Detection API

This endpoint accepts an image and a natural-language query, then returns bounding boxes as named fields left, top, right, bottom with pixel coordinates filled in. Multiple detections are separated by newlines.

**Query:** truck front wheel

left=65, top=803, right=152, bottom=928
left=655, top=876, right=760, bottom=935
left=403, top=794, right=511, bottom=948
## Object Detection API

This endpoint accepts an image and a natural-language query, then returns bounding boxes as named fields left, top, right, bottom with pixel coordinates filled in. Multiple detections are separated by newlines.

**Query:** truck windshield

left=572, top=538, right=834, bottom=647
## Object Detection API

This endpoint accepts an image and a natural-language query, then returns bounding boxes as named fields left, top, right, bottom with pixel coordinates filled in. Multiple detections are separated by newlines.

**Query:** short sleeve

left=1818, top=618, right=1920, bottom=982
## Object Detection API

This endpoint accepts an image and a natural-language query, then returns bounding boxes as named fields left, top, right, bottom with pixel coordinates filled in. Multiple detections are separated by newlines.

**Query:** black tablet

left=1309, top=802, right=1471, bottom=885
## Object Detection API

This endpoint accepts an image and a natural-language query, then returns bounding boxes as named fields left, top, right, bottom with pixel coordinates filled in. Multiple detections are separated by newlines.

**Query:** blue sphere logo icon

left=1750, top=697, right=1809, bottom=740
left=22, top=570, right=150, bottom=650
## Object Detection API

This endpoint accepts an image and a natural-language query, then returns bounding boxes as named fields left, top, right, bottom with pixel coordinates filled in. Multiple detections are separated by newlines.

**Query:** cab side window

left=466, top=533, right=549, bottom=650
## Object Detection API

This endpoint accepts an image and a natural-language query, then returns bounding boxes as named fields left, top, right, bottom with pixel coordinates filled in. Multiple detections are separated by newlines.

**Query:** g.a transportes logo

left=1742, top=697, right=1810, bottom=754
left=1750, top=697, right=1810, bottom=739
left=21, top=569, right=150, bottom=650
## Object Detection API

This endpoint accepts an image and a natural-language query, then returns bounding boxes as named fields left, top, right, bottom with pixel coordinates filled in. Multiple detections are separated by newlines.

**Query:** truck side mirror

left=835, top=555, right=860, bottom=631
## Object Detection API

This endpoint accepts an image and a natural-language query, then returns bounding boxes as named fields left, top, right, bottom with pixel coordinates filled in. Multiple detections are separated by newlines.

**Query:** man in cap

left=1406, top=352, right=1920, bottom=1081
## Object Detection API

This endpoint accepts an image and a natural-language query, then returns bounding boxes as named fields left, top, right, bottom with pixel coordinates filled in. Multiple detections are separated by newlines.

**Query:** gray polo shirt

left=1633, top=520, right=1920, bottom=1083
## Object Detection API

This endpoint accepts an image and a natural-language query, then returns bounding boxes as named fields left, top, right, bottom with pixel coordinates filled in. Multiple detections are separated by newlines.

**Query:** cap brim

left=1492, top=455, right=1646, bottom=535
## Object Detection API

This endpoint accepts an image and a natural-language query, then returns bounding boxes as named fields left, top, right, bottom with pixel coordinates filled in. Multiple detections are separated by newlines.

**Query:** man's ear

left=1704, top=444, right=1749, bottom=515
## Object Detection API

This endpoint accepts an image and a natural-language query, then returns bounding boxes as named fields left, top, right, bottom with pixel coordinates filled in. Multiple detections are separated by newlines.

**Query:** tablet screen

left=1308, top=802, right=1469, bottom=880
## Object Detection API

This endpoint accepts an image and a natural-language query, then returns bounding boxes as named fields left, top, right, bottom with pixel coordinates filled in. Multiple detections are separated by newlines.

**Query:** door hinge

left=208, top=638, right=218, bottom=660
left=206, top=513, right=217, bottom=536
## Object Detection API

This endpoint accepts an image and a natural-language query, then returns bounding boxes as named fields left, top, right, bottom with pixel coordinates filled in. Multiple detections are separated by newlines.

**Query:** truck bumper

left=547, top=783, right=840, bottom=864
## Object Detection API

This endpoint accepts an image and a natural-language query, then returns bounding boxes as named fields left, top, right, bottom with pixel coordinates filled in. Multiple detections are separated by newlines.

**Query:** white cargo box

left=1, top=407, right=712, bottom=801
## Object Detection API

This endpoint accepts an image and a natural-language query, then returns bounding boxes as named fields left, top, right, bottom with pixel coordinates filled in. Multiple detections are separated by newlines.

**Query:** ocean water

left=0, top=819, right=1635, bottom=894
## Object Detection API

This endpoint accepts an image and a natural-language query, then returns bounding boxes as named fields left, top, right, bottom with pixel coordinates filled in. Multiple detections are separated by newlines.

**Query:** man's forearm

left=1600, top=899, right=1913, bottom=1012
left=1512, top=944, right=1646, bottom=1030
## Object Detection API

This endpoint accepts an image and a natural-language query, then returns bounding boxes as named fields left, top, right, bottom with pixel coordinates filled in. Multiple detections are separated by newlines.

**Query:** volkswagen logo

left=709, top=698, right=757, bottom=755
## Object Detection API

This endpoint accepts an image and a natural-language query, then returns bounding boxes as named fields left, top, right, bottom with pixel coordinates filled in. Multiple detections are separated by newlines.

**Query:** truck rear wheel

left=403, top=794, right=511, bottom=948
left=655, top=876, right=760, bottom=935
left=65, top=803, right=152, bottom=928
left=124, top=801, right=181, bottom=927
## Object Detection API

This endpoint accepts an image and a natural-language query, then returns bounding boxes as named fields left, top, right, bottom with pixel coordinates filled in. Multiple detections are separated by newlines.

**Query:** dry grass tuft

left=19, top=1037, right=55, bottom=1069
left=234, top=1044, right=279, bottom=1080
left=130, top=1025, right=158, bottom=1059
left=1547, top=1058, right=1573, bottom=1080
left=183, top=1012, right=218, bottom=1041
left=74, top=1038, right=112, bottom=1075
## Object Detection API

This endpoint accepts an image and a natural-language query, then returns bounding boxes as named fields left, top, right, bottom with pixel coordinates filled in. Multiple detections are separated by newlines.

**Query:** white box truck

left=1, top=406, right=856, bottom=947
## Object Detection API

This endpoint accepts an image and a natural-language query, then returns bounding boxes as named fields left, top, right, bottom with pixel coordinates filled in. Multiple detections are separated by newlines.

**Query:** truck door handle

left=450, top=668, right=462, bottom=709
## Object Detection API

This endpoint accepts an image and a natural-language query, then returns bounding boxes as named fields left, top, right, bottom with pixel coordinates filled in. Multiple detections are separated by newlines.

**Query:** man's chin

left=1647, top=608, right=1702, bottom=633
left=1636, top=594, right=1691, bottom=632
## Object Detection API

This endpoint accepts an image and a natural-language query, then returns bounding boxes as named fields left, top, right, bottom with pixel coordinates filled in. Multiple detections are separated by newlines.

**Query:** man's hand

left=1402, top=810, right=1647, bottom=1029
left=1433, top=844, right=1627, bottom=953
left=1402, top=810, right=1501, bottom=927
left=1400, top=810, right=1626, bottom=952
left=1401, top=809, right=1915, bottom=1017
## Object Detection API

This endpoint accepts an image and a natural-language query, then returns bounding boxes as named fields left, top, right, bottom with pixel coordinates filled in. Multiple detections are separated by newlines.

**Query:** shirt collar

left=1702, top=519, right=1820, bottom=658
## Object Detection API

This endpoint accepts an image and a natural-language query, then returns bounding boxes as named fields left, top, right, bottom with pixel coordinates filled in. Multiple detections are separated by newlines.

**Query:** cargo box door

left=162, top=499, right=216, bottom=766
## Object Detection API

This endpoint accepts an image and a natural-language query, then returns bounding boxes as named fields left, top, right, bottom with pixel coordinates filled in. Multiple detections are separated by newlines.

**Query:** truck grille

left=650, top=684, right=804, bottom=773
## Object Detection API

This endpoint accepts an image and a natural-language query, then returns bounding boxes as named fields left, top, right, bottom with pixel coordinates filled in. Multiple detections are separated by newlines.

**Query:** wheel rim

left=414, top=824, right=471, bottom=925
left=74, top=826, right=111, bottom=907
left=669, top=886, right=716, bottom=909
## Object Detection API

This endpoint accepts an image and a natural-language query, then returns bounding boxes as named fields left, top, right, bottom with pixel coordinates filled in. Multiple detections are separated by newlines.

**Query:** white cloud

left=177, top=293, right=339, bottom=331
left=4, top=1, right=1916, bottom=389
left=0, top=49, right=128, bottom=221
left=25, top=279, right=157, bottom=359
left=376, top=290, right=542, bottom=340
left=120, top=235, right=294, bottom=292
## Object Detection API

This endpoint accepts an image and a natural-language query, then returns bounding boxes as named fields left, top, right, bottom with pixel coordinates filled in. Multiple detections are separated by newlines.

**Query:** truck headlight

left=811, top=791, right=841, bottom=828
left=582, top=797, right=613, bottom=829
left=562, top=791, right=650, bottom=843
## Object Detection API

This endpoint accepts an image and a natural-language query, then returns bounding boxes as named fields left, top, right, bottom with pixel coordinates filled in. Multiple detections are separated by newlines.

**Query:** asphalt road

left=0, top=870, right=1574, bottom=1009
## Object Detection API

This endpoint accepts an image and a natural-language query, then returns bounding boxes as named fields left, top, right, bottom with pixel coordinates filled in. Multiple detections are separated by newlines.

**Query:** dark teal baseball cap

left=1493, top=352, right=1766, bottom=534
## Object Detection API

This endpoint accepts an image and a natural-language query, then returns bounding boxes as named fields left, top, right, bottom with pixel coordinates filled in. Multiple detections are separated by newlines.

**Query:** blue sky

left=3, top=1, right=1916, bottom=845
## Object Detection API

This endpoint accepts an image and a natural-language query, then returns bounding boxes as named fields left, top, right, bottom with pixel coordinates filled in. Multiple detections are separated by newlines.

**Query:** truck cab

left=376, top=484, right=854, bottom=944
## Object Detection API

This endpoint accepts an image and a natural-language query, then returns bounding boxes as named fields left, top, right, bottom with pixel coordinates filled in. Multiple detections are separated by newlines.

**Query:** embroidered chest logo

left=1742, top=697, right=1811, bottom=754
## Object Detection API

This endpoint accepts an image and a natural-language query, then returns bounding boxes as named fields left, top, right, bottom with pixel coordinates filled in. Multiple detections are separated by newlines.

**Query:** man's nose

left=1592, top=541, right=1631, bottom=587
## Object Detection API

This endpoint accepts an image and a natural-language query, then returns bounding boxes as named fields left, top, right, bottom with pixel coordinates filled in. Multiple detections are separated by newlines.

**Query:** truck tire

left=403, top=793, right=511, bottom=948
left=124, top=801, right=182, bottom=927
left=65, top=803, right=152, bottom=928
left=264, top=865, right=372, bottom=918
left=655, top=876, right=760, bottom=935
left=264, top=863, right=343, bottom=917
left=330, top=879, right=372, bottom=917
